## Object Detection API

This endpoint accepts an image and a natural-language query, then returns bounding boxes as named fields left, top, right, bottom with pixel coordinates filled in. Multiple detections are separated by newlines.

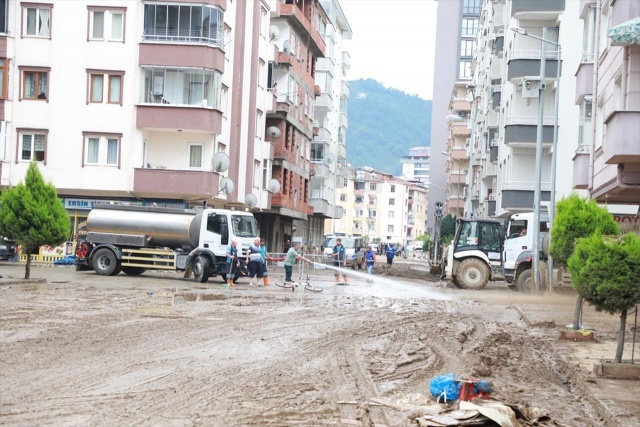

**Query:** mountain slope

left=345, top=79, right=432, bottom=176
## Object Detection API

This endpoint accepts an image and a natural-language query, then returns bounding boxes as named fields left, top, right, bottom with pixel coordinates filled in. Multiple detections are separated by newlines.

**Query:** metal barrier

left=19, top=254, right=65, bottom=264
left=265, top=253, right=333, bottom=280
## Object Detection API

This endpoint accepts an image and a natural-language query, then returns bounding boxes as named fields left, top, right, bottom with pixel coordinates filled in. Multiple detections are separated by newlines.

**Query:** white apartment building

left=400, top=146, right=431, bottom=185
left=0, top=0, right=271, bottom=241
left=468, top=0, right=583, bottom=219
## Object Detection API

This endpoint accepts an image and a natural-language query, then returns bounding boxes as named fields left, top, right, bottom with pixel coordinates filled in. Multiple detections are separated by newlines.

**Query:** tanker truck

left=75, top=204, right=259, bottom=283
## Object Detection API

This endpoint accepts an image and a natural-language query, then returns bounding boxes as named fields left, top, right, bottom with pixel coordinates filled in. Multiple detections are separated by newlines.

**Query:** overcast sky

left=338, top=0, right=438, bottom=100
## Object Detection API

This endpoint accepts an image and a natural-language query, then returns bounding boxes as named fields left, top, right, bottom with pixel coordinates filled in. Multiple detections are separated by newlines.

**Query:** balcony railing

left=142, top=29, right=224, bottom=47
left=503, top=180, right=551, bottom=191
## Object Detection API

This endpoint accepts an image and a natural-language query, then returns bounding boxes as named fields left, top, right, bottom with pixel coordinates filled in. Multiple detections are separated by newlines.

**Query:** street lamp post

left=512, top=26, right=561, bottom=294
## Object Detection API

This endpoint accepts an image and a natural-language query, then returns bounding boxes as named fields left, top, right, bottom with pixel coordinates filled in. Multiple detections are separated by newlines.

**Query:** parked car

left=0, top=236, right=17, bottom=261
left=412, top=241, right=425, bottom=251
left=323, top=237, right=364, bottom=269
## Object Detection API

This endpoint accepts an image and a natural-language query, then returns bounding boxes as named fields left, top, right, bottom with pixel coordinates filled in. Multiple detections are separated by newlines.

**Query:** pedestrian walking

left=260, top=239, right=271, bottom=286
left=365, top=246, right=376, bottom=275
left=386, top=244, right=396, bottom=267
left=225, top=240, right=239, bottom=286
left=246, top=238, right=264, bottom=287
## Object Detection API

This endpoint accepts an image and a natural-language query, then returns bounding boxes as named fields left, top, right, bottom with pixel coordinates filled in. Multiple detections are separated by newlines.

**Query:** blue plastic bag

left=429, top=373, right=460, bottom=402
left=54, top=256, right=76, bottom=266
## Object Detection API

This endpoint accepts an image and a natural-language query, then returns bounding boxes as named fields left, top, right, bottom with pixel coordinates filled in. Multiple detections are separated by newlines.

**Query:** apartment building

left=305, top=0, right=351, bottom=249
left=400, top=146, right=430, bottom=185
left=330, top=167, right=417, bottom=246
left=428, top=0, right=481, bottom=232
left=468, top=0, right=584, bottom=219
left=444, top=83, right=471, bottom=217
left=572, top=0, right=640, bottom=205
left=260, top=0, right=327, bottom=251
left=1, top=0, right=270, bottom=241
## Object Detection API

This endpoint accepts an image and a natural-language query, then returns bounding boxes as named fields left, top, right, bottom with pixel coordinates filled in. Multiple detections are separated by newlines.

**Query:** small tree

left=0, top=163, right=70, bottom=279
left=440, top=214, right=456, bottom=244
left=415, top=234, right=431, bottom=251
left=549, top=194, right=619, bottom=330
left=568, top=233, right=640, bottom=363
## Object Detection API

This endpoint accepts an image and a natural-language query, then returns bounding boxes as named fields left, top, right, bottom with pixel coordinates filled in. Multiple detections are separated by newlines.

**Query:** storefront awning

left=608, top=17, right=640, bottom=46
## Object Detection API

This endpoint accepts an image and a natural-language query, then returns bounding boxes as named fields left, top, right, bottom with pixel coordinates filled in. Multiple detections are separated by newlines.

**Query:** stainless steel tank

left=86, top=205, right=202, bottom=249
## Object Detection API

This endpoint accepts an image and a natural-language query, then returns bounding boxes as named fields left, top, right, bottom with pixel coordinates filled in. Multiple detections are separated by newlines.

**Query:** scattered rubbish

left=429, top=374, right=491, bottom=403
left=53, top=256, right=76, bottom=265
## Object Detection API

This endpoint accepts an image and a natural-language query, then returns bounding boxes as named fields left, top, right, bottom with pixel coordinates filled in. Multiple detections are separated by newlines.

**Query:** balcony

left=133, top=168, right=219, bottom=199
left=511, top=0, right=565, bottom=20
left=314, top=127, right=331, bottom=143
left=507, top=51, right=560, bottom=82
left=315, top=92, right=332, bottom=112
left=137, top=105, right=222, bottom=133
left=139, top=43, right=225, bottom=72
left=449, top=174, right=468, bottom=185
left=280, top=3, right=326, bottom=56
left=310, top=162, right=330, bottom=180
left=339, top=111, right=348, bottom=128
left=452, top=99, right=471, bottom=112
left=504, top=116, right=555, bottom=146
left=490, top=142, right=499, bottom=163
left=493, top=36, right=504, bottom=57
left=579, top=0, right=596, bottom=19
left=491, top=89, right=501, bottom=109
left=451, top=120, right=471, bottom=136
left=341, top=81, right=349, bottom=98
left=572, top=151, right=590, bottom=190
left=575, top=61, right=593, bottom=105
left=603, top=111, right=640, bottom=164
left=493, top=2, right=505, bottom=32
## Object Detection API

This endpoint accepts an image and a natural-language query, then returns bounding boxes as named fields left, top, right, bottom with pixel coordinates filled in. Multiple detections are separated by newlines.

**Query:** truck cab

left=502, top=212, right=549, bottom=287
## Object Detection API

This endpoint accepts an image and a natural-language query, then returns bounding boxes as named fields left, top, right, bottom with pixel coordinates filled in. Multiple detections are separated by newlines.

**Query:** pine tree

left=0, top=163, right=70, bottom=279
left=568, top=233, right=640, bottom=362
left=549, top=194, right=619, bottom=330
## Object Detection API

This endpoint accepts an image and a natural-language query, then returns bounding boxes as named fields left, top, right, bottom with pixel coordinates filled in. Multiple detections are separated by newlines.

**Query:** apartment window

left=86, top=70, right=124, bottom=105
left=387, top=225, right=394, bottom=234
left=258, top=59, right=265, bottom=89
left=389, top=198, right=395, bottom=205
left=613, top=74, right=623, bottom=110
left=340, top=194, right=346, bottom=202
left=221, top=85, right=229, bottom=117
left=355, top=209, right=363, bottom=217
left=578, top=98, right=592, bottom=150
left=388, top=211, right=395, bottom=219
left=0, top=0, right=7, bottom=34
left=20, top=67, right=50, bottom=101
left=461, top=18, right=478, bottom=36
left=461, top=39, right=474, bottom=57
left=143, top=3, right=224, bottom=46
left=188, top=143, right=203, bottom=169
left=260, top=7, right=268, bottom=38
left=0, top=58, right=8, bottom=99
left=88, top=8, right=125, bottom=42
left=595, top=96, right=604, bottom=151
left=459, top=60, right=472, bottom=79
left=256, top=110, right=264, bottom=139
left=369, top=209, right=377, bottom=218
left=82, top=133, right=121, bottom=167
left=369, top=183, right=376, bottom=191
left=17, top=129, right=48, bottom=164
left=0, top=121, right=7, bottom=161
left=462, top=0, right=481, bottom=14
left=598, top=5, right=610, bottom=57
left=582, top=6, right=596, bottom=62
left=261, top=158, right=272, bottom=190
left=355, top=196, right=364, bottom=204
left=390, top=184, right=396, bottom=193
left=23, top=4, right=51, bottom=38
left=140, top=67, right=222, bottom=109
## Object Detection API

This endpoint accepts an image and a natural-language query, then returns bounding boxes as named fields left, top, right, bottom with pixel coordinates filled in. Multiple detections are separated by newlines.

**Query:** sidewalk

left=515, top=301, right=640, bottom=427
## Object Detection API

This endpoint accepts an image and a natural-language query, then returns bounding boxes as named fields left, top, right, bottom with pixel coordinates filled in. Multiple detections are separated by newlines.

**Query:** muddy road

left=1, top=263, right=606, bottom=426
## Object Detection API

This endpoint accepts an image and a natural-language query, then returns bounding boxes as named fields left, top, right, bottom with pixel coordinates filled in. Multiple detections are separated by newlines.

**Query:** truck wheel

left=516, top=269, right=532, bottom=293
left=92, top=248, right=119, bottom=276
left=122, top=267, right=146, bottom=276
left=193, top=255, right=210, bottom=283
left=454, top=258, right=490, bottom=290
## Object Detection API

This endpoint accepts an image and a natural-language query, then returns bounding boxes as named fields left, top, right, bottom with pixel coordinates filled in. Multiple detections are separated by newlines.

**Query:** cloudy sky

left=338, top=0, right=438, bottom=100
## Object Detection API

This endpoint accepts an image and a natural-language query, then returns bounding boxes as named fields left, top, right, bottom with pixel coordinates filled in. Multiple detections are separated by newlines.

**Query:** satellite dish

left=245, top=193, right=258, bottom=208
left=282, top=40, right=292, bottom=56
left=269, top=25, right=280, bottom=41
left=266, top=126, right=281, bottom=139
left=212, top=152, right=230, bottom=173
left=325, top=153, right=335, bottom=164
left=267, top=179, right=281, bottom=193
left=219, top=177, right=235, bottom=195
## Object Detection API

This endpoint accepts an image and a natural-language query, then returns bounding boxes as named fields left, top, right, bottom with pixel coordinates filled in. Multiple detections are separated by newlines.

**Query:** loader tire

left=454, top=258, right=490, bottom=290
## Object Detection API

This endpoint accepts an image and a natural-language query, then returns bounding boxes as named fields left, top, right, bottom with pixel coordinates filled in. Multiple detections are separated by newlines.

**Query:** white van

left=323, top=237, right=365, bottom=269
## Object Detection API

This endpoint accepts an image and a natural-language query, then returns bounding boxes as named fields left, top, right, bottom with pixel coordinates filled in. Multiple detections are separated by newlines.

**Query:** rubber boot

left=263, top=276, right=270, bottom=286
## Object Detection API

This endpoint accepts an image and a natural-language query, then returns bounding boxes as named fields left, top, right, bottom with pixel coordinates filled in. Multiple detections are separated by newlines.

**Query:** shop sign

left=63, top=198, right=188, bottom=210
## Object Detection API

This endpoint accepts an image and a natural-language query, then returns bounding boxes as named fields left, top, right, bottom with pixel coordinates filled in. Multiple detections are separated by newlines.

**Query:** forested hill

left=346, top=79, right=432, bottom=176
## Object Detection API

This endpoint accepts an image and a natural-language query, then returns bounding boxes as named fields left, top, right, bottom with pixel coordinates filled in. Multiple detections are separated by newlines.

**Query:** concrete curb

left=514, top=304, right=626, bottom=427
left=0, top=278, right=47, bottom=286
